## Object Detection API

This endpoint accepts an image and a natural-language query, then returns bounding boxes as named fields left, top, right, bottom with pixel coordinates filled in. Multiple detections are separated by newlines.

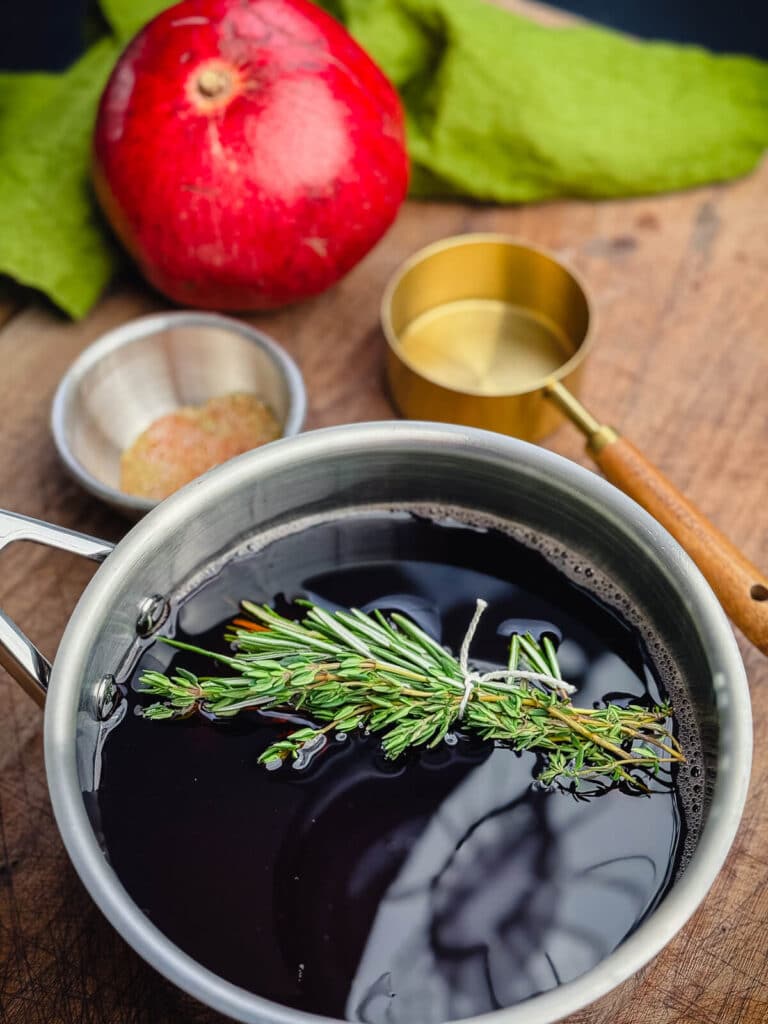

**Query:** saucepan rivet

left=93, top=674, right=122, bottom=722
left=136, top=594, right=170, bottom=637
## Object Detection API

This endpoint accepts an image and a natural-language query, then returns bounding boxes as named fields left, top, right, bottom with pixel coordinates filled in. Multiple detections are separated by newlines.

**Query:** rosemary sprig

left=138, top=599, right=684, bottom=791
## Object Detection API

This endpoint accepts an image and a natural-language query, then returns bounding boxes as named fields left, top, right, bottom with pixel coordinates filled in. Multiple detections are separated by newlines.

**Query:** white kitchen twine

left=456, top=599, right=577, bottom=719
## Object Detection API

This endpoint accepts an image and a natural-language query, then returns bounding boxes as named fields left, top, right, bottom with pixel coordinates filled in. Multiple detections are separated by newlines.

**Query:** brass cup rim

left=381, top=232, right=596, bottom=399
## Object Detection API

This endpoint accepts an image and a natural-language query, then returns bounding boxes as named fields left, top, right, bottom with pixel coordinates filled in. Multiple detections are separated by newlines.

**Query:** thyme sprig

left=138, top=599, right=684, bottom=791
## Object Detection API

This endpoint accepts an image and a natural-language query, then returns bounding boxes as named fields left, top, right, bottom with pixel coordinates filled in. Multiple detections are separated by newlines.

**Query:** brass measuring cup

left=382, top=234, right=768, bottom=655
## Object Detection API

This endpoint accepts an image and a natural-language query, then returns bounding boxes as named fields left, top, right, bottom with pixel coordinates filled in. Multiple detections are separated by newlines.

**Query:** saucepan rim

left=44, top=421, right=751, bottom=1024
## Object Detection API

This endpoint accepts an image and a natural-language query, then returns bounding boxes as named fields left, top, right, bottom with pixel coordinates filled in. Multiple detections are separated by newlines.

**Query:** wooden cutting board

left=1, top=5, right=767, bottom=1023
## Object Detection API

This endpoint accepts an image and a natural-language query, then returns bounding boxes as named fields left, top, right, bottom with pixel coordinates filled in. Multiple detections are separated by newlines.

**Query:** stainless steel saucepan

left=0, top=422, right=752, bottom=1024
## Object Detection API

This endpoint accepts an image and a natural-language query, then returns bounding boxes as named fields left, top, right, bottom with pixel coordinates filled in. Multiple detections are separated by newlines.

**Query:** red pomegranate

left=93, top=0, right=409, bottom=310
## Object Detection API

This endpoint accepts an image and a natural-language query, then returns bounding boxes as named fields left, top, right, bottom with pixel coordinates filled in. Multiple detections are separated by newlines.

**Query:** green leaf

left=336, top=716, right=362, bottom=731
left=287, top=727, right=322, bottom=740
left=257, top=745, right=289, bottom=765
left=143, top=703, right=185, bottom=720
left=0, top=39, right=122, bottom=318
left=633, top=744, right=658, bottom=760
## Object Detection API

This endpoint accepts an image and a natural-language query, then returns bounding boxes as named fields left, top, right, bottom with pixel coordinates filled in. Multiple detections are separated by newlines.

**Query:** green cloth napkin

left=1, top=0, right=766, bottom=318
left=320, top=0, right=768, bottom=201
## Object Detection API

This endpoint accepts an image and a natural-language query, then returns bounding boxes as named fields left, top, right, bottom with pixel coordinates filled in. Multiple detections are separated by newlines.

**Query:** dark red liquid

left=94, top=511, right=693, bottom=1022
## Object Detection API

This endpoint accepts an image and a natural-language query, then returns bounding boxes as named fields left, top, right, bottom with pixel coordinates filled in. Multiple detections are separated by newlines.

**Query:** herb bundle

left=139, top=599, right=684, bottom=791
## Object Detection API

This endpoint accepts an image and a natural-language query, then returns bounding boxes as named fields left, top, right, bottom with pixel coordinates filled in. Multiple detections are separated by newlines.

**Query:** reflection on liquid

left=348, top=748, right=675, bottom=1024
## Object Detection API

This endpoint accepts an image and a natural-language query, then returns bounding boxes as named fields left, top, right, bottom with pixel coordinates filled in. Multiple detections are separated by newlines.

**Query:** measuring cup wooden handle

left=594, top=437, right=768, bottom=655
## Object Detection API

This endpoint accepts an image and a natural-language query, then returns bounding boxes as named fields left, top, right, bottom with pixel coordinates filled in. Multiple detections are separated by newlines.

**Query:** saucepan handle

left=0, top=511, right=114, bottom=706
left=592, top=439, right=768, bottom=656
left=545, top=381, right=768, bottom=656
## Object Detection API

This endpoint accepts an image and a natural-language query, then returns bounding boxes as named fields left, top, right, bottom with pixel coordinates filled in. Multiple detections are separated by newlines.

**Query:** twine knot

left=456, top=599, right=576, bottom=719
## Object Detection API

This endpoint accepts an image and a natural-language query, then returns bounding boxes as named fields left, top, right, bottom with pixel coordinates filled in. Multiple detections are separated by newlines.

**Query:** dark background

left=0, top=0, right=766, bottom=71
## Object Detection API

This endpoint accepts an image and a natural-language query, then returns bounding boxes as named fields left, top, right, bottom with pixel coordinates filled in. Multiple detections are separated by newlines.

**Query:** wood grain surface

left=1, top=8, right=767, bottom=1024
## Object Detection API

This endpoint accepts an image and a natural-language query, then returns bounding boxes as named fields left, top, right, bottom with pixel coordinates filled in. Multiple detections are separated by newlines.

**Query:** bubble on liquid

left=444, top=732, right=458, bottom=746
